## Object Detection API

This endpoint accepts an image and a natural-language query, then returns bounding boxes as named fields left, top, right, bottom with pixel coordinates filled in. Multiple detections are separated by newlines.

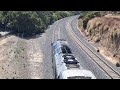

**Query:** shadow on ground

left=0, top=24, right=51, bottom=40
left=0, top=30, right=46, bottom=40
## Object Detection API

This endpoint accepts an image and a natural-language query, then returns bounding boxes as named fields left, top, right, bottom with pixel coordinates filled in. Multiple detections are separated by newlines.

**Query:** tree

left=0, top=11, right=81, bottom=37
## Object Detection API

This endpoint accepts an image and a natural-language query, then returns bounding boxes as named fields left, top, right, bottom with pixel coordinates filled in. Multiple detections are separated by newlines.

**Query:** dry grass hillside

left=79, top=14, right=120, bottom=65
left=85, top=16, right=120, bottom=62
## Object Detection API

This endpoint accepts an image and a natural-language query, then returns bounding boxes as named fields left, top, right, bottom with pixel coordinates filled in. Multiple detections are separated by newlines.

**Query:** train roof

left=53, top=40, right=72, bottom=54
left=53, top=39, right=67, bottom=46
left=61, top=69, right=96, bottom=79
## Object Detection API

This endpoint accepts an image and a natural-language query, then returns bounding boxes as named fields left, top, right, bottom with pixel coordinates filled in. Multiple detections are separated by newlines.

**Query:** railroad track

left=52, top=20, right=60, bottom=43
left=52, top=19, right=65, bottom=43
left=52, top=19, right=63, bottom=78
left=66, top=18, right=120, bottom=79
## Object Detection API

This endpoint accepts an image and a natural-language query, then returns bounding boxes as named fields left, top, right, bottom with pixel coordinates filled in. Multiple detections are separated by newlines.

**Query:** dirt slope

left=0, top=30, right=53, bottom=79
left=79, top=15, right=120, bottom=64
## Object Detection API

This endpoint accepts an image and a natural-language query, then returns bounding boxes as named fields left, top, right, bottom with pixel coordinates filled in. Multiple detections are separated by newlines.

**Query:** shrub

left=0, top=11, right=80, bottom=37
left=116, top=62, right=120, bottom=67
left=80, top=11, right=102, bottom=29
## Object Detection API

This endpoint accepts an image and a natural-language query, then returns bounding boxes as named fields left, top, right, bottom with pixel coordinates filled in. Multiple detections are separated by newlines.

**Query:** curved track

left=65, top=16, right=120, bottom=79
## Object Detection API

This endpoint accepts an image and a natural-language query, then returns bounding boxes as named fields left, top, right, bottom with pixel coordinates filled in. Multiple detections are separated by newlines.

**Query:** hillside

left=78, top=12, right=120, bottom=66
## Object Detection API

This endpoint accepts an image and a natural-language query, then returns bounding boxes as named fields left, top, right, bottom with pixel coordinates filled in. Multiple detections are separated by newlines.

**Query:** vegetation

left=79, top=11, right=120, bottom=30
left=0, top=11, right=80, bottom=37
left=78, top=11, right=102, bottom=29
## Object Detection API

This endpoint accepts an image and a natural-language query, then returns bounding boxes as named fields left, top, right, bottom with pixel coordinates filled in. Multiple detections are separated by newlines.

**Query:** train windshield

left=67, top=76, right=92, bottom=79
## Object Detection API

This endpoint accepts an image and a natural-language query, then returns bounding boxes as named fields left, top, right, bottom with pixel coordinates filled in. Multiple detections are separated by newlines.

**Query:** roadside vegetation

left=0, top=11, right=80, bottom=37
left=78, top=11, right=120, bottom=30
left=78, top=11, right=103, bottom=30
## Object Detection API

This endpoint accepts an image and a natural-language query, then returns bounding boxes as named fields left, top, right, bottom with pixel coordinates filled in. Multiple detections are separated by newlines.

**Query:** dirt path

left=98, top=47, right=119, bottom=65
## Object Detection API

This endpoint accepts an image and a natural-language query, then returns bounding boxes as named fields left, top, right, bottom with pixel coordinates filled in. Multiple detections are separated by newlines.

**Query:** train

left=51, top=39, right=96, bottom=79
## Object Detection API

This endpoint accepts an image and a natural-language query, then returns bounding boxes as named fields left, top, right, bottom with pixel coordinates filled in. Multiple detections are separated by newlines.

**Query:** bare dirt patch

left=98, top=47, right=119, bottom=64
left=78, top=15, right=120, bottom=66
left=0, top=35, right=29, bottom=79
left=0, top=36, right=18, bottom=78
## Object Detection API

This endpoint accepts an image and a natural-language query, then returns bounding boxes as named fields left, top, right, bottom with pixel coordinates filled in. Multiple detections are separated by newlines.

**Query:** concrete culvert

left=116, top=62, right=120, bottom=67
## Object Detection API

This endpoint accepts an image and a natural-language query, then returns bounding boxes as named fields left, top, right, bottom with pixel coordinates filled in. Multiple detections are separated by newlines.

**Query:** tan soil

left=78, top=14, right=120, bottom=65
left=98, top=47, right=119, bottom=64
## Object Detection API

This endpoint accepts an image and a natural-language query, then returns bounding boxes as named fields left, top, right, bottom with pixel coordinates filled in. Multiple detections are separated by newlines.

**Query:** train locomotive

left=51, top=39, right=96, bottom=79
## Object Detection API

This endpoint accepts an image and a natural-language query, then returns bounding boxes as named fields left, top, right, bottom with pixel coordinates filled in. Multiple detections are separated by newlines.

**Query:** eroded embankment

left=78, top=15, right=120, bottom=65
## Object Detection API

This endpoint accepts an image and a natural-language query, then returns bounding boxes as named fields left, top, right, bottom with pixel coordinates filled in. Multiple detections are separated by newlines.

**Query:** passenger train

left=51, top=39, right=96, bottom=79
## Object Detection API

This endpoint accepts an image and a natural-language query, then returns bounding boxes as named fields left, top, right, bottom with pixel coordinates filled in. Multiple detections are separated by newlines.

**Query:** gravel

left=58, top=17, right=108, bottom=79
left=69, top=16, right=120, bottom=76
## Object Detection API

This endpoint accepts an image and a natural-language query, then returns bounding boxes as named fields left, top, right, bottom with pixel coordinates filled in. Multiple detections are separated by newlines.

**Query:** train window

left=61, top=47, right=66, bottom=53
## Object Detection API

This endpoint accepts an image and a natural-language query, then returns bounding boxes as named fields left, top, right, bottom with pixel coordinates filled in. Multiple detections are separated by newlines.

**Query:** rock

left=116, top=62, right=120, bottom=67
left=95, top=48, right=99, bottom=52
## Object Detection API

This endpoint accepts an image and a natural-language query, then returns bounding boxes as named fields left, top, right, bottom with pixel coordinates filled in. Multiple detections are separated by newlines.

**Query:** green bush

left=79, top=11, right=102, bottom=29
left=0, top=11, right=81, bottom=37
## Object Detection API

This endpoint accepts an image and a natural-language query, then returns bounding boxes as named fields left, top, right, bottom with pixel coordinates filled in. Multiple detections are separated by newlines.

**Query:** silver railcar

left=51, top=39, right=96, bottom=79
